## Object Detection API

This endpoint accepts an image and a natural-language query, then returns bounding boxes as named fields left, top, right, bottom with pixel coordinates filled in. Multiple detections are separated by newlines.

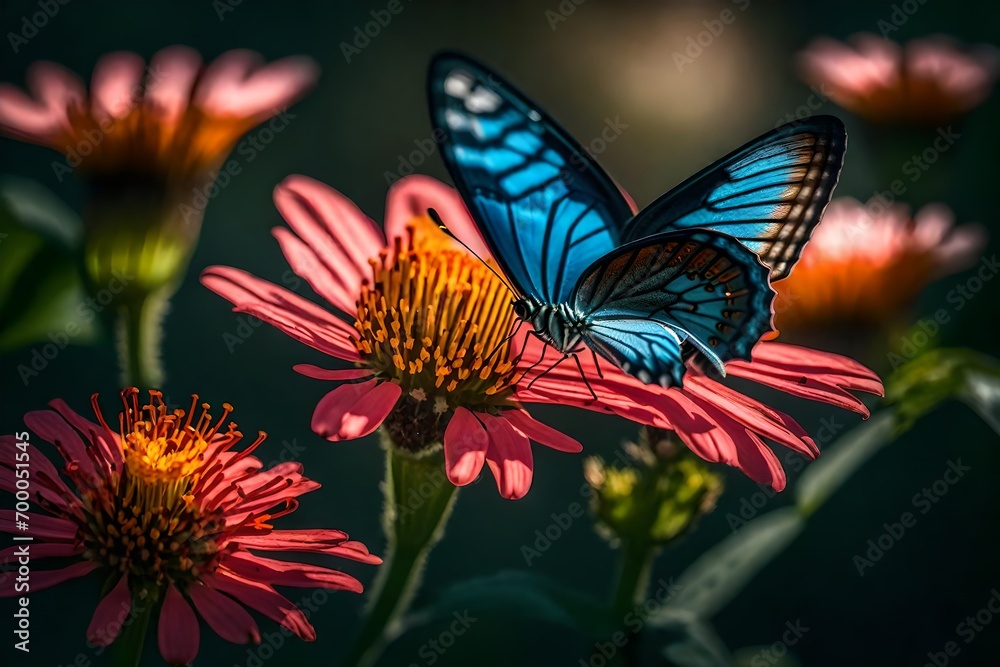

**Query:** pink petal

left=87, top=575, right=130, bottom=647
left=479, top=413, right=533, bottom=500
left=225, top=551, right=364, bottom=593
left=47, top=399, right=122, bottom=470
left=158, top=583, right=199, bottom=666
left=201, top=266, right=360, bottom=361
left=685, top=378, right=818, bottom=458
left=196, top=50, right=318, bottom=120
left=273, top=176, right=384, bottom=302
left=292, top=364, right=373, bottom=381
left=385, top=175, right=492, bottom=260
left=0, top=542, right=81, bottom=561
left=146, top=45, right=202, bottom=123
left=0, top=511, right=78, bottom=541
left=0, top=61, right=84, bottom=144
left=23, top=410, right=99, bottom=480
left=233, top=530, right=382, bottom=564
left=323, top=540, right=383, bottom=565
left=503, top=409, right=583, bottom=453
left=0, top=437, right=77, bottom=509
left=90, top=51, right=146, bottom=122
left=684, top=393, right=787, bottom=490
left=0, top=560, right=94, bottom=597
left=272, top=227, right=359, bottom=316
left=311, top=379, right=400, bottom=441
left=206, top=571, right=316, bottom=641
left=443, top=407, right=488, bottom=486
left=188, top=583, right=261, bottom=645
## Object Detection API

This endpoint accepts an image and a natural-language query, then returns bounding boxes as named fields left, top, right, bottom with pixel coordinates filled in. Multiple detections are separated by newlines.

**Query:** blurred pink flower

left=203, top=175, right=881, bottom=495
left=0, top=46, right=317, bottom=183
left=0, top=389, right=379, bottom=664
left=798, top=34, right=999, bottom=123
left=775, top=197, right=988, bottom=330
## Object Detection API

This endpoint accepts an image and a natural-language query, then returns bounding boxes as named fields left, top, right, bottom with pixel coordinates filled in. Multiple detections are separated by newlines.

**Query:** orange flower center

left=82, top=389, right=250, bottom=585
left=353, top=217, right=519, bottom=413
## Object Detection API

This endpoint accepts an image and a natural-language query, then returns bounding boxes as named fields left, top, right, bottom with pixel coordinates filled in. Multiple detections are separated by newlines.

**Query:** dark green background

left=1, top=1, right=998, bottom=665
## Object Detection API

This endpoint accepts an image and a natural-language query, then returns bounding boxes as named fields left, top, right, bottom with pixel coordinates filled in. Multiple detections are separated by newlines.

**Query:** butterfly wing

left=428, top=52, right=635, bottom=304
left=573, top=230, right=775, bottom=387
left=623, top=116, right=847, bottom=281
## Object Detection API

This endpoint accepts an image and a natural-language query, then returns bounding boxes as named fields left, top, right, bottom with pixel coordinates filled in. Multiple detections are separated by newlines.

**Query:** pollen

left=354, top=217, right=519, bottom=412
left=81, top=389, right=265, bottom=586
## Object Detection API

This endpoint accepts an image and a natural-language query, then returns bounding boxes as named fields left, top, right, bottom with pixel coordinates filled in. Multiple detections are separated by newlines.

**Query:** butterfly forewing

left=428, top=53, right=635, bottom=304
left=623, top=116, right=846, bottom=281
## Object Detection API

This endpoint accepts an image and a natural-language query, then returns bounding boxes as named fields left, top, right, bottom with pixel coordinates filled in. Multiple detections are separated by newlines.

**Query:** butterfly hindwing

left=573, top=230, right=775, bottom=384
left=428, top=52, right=635, bottom=303
left=623, top=116, right=846, bottom=281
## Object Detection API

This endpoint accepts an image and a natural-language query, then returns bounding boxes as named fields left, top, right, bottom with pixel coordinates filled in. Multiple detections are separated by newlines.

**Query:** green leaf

left=0, top=175, right=81, bottom=247
left=397, top=570, right=607, bottom=639
left=794, top=412, right=895, bottom=516
left=378, top=571, right=608, bottom=666
left=658, top=611, right=733, bottom=667
left=886, top=348, right=1000, bottom=432
left=732, top=645, right=803, bottom=667
left=0, top=178, right=96, bottom=351
left=959, top=368, right=1000, bottom=434
left=654, top=508, right=803, bottom=621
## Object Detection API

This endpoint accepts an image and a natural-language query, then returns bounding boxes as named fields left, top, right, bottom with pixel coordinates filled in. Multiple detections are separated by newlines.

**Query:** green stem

left=115, top=291, right=168, bottom=389
left=345, top=441, right=458, bottom=667
left=611, top=540, right=656, bottom=620
left=110, top=594, right=154, bottom=667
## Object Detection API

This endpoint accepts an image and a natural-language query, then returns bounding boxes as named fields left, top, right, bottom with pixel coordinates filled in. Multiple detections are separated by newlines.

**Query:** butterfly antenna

left=427, top=208, right=518, bottom=294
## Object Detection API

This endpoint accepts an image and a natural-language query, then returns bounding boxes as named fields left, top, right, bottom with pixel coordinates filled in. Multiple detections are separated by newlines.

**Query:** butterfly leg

left=485, top=319, right=526, bottom=364
left=590, top=348, right=604, bottom=381
left=514, top=336, right=549, bottom=384
left=525, top=353, right=568, bottom=392
left=570, top=351, right=599, bottom=403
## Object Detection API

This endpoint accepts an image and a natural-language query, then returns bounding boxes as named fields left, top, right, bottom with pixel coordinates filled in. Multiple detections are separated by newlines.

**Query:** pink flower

left=798, top=34, right=999, bottom=123
left=203, top=175, right=882, bottom=496
left=0, top=389, right=379, bottom=664
left=774, top=197, right=988, bottom=330
left=0, top=45, right=317, bottom=180
left=0, top=46, right=319, bottom=296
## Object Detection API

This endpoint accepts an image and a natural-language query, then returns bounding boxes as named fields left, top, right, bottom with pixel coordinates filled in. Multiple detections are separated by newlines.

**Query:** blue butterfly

left=427, top=53, right=846, bottom=389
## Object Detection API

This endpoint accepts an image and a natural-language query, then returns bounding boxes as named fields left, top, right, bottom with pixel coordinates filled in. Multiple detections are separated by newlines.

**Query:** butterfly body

left=428, top=53, right=846, bottom=388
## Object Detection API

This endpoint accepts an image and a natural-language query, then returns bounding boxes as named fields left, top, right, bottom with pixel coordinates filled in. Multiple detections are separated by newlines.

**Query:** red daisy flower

left=0, top=389, right=379, bottom=664
left=202, top=175, right=882, bottom=497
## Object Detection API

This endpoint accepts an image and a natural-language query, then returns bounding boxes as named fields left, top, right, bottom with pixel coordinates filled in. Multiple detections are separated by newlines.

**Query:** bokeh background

left=1, top=1, right=998, bottom=665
